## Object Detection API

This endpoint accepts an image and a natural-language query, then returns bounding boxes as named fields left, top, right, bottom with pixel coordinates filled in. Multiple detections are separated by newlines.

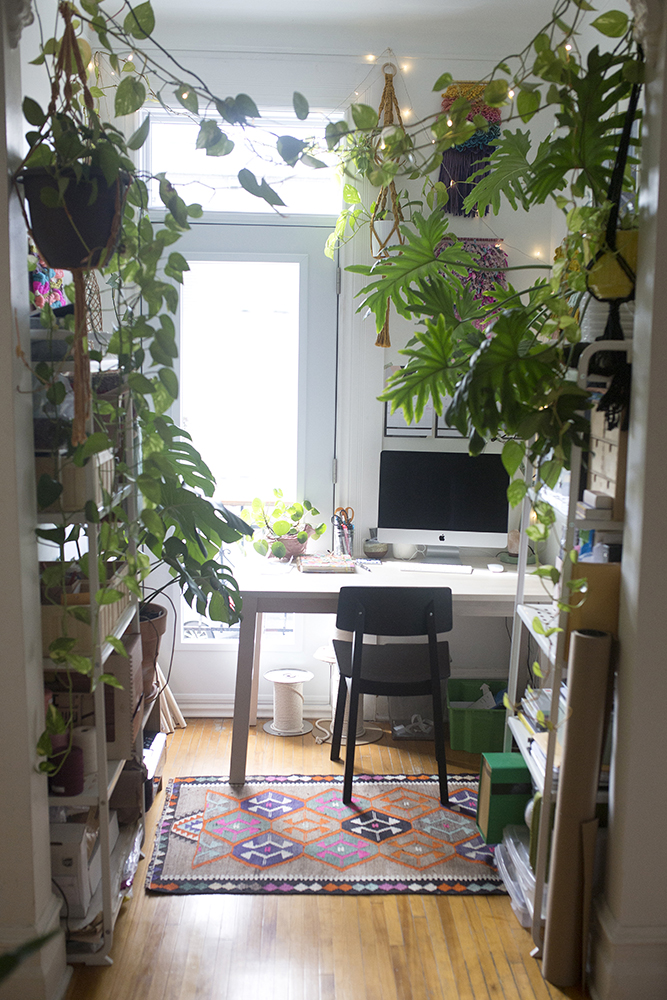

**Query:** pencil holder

left=334, top=522, right=354, bottom=556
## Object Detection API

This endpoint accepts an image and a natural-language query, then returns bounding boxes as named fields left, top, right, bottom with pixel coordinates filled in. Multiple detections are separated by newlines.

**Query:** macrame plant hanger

left=370, top=63, right=406, bottom=348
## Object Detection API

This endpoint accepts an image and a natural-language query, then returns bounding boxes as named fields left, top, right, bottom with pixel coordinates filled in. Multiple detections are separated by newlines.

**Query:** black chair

left=330, top=586, right=453, bottom=805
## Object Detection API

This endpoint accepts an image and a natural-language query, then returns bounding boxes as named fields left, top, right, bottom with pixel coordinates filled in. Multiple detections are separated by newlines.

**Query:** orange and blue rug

left=146, top=774, right=506, bottom=897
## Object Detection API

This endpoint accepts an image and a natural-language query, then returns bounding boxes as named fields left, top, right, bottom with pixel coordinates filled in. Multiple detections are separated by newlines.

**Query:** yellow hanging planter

left=586, top=229, right=639, bottom=303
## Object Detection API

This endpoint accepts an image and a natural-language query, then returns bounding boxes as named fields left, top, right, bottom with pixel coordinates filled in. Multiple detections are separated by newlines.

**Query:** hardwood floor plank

left=64, top=721, right=590, bottom=1000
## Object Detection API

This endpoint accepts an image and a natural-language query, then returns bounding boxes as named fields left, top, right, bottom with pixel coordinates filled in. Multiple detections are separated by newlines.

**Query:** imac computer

left=377, top=449, right=510, bottom=564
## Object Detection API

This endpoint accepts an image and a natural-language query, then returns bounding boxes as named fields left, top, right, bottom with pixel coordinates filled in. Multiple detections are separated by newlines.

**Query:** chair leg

left=342, top=683, right=360, bottom=805
left=330, top=674, right=348, bottom=762
left=431, top=684, right=449, bottom=806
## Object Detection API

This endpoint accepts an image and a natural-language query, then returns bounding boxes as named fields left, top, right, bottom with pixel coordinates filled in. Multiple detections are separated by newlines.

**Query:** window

left=144, top=107, right=341, bottom=215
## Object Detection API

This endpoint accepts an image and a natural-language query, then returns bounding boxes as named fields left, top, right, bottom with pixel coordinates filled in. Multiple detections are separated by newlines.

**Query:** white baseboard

left=589, top=897, right=667, bottom=1000
left=173, top=694, right=332, bottom=718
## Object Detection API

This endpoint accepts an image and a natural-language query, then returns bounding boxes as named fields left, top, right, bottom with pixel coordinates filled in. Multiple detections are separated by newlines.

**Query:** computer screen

left=377, top=449, right=510, bottom=557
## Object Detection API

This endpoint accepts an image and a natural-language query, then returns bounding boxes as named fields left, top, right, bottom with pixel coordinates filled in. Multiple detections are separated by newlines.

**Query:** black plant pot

left=19, top=167, right=130, bottom=270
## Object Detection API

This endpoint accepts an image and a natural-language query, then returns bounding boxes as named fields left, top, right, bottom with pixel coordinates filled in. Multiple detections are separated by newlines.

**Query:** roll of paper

left=542, top=629, right=612, bottom=987
left=72, top=725, right=98, bottom=776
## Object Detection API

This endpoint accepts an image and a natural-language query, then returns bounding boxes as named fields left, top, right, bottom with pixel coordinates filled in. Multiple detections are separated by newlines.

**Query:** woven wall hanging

left=438, top=82, right=501, bottom=218
left=434, top=235, right=508, bottom=330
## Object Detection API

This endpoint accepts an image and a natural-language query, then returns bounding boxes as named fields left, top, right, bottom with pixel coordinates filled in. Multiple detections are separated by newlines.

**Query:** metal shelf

left=36, top=483, right=134, bottom=525
left=516, top=603, right=560, bottom=664
left=48, top=758, right=126, bottom=808
left=64, top=820, right=143, bottom=963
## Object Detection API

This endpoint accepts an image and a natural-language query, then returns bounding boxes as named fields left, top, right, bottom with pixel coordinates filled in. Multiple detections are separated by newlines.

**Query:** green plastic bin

left=447, top=678, right=506, bottom=753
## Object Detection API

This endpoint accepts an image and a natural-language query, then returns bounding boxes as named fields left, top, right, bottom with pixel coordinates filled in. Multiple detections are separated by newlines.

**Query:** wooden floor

left=66, top=719, right=589, bottom=1000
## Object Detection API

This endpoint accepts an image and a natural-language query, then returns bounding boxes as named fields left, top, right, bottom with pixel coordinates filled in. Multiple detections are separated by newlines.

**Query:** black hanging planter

left=19, top=167, right=130, bottom=270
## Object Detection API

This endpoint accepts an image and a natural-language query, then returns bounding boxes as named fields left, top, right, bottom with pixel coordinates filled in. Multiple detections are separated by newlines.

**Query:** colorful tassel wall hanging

left=438, top=82, right=501, bottom=217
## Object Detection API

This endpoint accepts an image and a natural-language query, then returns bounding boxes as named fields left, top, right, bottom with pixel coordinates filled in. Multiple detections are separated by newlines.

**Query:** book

left=296, top=554, right=356, bottom=573
left=583, top=488, right=613, bottom=509
left=576, top=501, right=613, bottom=521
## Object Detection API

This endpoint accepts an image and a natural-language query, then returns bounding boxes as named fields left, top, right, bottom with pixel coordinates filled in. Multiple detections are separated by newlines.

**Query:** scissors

left=334, top=507, right=354, bottom=525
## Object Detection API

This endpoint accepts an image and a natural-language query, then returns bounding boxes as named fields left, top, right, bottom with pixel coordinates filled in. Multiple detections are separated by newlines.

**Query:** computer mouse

left=487, top=563, right=505, bottom=573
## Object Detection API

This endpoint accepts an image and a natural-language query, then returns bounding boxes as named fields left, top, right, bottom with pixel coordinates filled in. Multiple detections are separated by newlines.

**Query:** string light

left=508, top=89, right=515, bottom=98
left=533, top=249, right=543, bottom=257
left=365, top=54, right=376, bottom=63
left=446, top=118, right=453, bottom=127
left=401, top=63, right=410, bottom=72
left=402, top=108, right=412, bottom=118
left=565, top=43, right=572, bottom=51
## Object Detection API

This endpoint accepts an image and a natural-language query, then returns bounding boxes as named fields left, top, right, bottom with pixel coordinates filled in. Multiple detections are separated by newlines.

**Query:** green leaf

left=114, top=76, right=146, bottom=116
left=81, top=431, right=111, bottom=459
left=23, top=97, right=46, bottom=127
left=99, top=672, right=124, bottom=689
left=234, top=93, right=260, bottom=118
left=96, top=587, right=124, bottom=606
left=237, top=168, right=286, bottom=207
left=158, top=367, right=179, bottom=399
left=433, top=72, right=453, bottom=92
left=517, top=87, right=541, bottom=123
left=293, top=92, right=309, bottom=120
left=276, top=135, right=307, bottom=166
left=37, top=474, right=63, bottom=510
left=84, top=500, right=101, bottom=523
left=128, top=371, right=156, bottom=395
left=123, top=1, right=156, bottom=38
left=591, top=11, right=629, bottom=37
left=105, top=635, right=128, bottom=656
left=174, top=85, right=198, bottom=114
left=539, top=459, right=563, bottom=489
left=484, top=79, right=509, bottom=107
left=270, top=540, right=287, bottom=559
left=127, top=114, right=150, bottom=151
left=351, top=104, right=378, bottom=130
left=325, top=120, right=349, bottom=150
left=507, top=479, right=528, bottom=507
left=343, top=183, right=361, bottom=204
left=502, top=440, right=525, bottom=477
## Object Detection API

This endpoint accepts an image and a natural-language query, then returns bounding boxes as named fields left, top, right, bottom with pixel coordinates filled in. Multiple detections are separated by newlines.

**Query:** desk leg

left=230, top=596, right=259, bottom=785
left=249, top=612, right=263, bottom=727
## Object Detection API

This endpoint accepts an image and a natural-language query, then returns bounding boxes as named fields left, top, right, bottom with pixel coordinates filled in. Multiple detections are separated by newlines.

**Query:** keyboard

left=399, top=562, right=473, bottom=575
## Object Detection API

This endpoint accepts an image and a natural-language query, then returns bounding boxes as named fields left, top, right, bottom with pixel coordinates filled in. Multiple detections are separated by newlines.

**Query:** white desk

left=229, top=556, right=550, bottom=784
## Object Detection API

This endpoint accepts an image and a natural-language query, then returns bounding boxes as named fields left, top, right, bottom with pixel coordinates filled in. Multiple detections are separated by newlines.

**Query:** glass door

left=174, top=216, right=338, bottom=531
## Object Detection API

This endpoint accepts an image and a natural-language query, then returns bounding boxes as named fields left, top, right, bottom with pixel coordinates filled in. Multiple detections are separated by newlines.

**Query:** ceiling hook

left=382, top=62, right=397, bottom=76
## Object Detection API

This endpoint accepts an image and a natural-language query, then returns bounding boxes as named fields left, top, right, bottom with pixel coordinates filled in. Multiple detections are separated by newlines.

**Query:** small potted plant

left=241, top=489, right=326, bottom=559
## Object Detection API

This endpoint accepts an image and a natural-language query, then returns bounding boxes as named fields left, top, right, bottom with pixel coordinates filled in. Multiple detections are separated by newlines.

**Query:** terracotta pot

left=139, top=604, right=168, bottom=701
left=268, top=525, right=315, bottom=560
left=19, top=167, right=130, bottom=270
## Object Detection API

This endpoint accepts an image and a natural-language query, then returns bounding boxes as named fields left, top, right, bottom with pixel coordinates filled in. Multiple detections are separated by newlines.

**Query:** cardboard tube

left=542, top=629, right=612, bottom=987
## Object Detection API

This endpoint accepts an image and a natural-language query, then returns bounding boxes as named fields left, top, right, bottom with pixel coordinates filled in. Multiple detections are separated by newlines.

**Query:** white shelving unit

left=42, top=392, right=152, bottom=965
left=504, top=340, right=631, bottom=957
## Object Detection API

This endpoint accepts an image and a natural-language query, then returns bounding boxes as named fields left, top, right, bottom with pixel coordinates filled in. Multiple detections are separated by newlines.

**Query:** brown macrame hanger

left=370, top=63, right=407, bottom=348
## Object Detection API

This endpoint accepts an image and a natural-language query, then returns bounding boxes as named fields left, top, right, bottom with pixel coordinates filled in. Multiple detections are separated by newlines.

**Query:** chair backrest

left=336, top=586, right=453, bottom=637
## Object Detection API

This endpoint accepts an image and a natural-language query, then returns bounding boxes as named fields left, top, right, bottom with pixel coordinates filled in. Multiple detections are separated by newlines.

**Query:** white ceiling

left=151, top=0, right=567, bottom=60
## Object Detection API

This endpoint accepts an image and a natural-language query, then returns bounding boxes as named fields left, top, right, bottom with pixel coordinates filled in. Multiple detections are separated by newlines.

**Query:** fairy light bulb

left=365, top=54, right=376, bottom=63
left=533, top=249, right=543, bottom=258
left=447, top=118, right=453, bottom=127
left=401, top=63, right=410, bottom=72
left=565, top=43, right=572, bottom=51
left=402, top=108, right=412, bottom=118
left=508, top=89, right=515, bottom=98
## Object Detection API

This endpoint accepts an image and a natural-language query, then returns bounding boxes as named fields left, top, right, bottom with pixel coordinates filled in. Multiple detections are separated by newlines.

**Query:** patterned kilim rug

left=145, top=774, right=507, bottom=897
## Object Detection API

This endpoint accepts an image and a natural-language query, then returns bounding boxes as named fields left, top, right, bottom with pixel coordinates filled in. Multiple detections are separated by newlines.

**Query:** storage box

left=476, top=753, right=533, bottom=845
left=35, top=449, right=115, bottom=512
left=41, top=562, right=131, bottom=657
left=50, top=810, right=119, bottom=918
left=587, top=410, right=627, bottom=521
left=447, top=678, right=506, bottom=753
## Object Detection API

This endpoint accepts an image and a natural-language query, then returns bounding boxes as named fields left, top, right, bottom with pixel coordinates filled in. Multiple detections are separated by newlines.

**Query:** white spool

left=264, top=669, right=314, bottom=737
left=71, top=725, right=97, bottom=776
